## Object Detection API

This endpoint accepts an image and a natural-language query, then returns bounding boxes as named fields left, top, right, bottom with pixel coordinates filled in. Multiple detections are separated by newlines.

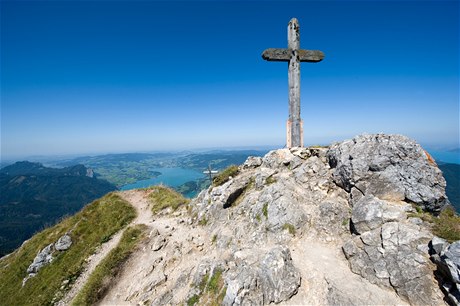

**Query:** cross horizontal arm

left=262, top=48, right=324, bottom=62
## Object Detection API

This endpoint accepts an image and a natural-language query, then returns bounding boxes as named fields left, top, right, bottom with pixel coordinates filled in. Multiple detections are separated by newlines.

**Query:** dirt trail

left=59, top=189, right=409, bottom=306
left=100, top=192, right=210, bottom=306
left=57, top=190, right=154, bottom=306
left=282, top=239, right=409, bottom=305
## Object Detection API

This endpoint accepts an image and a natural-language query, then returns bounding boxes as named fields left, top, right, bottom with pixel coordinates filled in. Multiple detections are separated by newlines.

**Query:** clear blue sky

left=1, top=0, right=459, bottom=160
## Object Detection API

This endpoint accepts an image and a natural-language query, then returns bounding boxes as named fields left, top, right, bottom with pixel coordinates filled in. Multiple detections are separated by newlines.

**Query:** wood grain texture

left=261, top=49, right=324, bottom=62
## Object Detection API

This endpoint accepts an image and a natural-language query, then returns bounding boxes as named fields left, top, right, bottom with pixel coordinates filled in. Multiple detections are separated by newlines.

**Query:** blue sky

left=1, top=0, right=459, bottom=160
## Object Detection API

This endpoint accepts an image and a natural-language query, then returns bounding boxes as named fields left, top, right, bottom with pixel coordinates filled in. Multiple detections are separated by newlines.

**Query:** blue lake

left=120, top=167, right=205, bottom=198
left=428, top=150, right=460, bottom=165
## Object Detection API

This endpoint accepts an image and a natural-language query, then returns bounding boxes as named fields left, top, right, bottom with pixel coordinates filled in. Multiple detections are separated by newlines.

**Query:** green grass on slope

left=433, top=206, right=460, bottom=242
left=72, top=224, right=147, bottom=306
left=148, top=185, right=190, bottom=214
left=212, top=165, right=239, bottom=187
left=409, top=205, right=460, bottom=243
left=0, top=192, right=136, bottom=306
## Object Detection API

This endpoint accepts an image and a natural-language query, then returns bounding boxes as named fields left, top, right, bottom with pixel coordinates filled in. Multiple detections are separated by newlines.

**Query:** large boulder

left=54, top=234, right=72, bottom=251
left=343, top=220, right=442, bottom=305
left=327, top=134, right=449, bottom=212
left=223, top=246, right=301, bottom=305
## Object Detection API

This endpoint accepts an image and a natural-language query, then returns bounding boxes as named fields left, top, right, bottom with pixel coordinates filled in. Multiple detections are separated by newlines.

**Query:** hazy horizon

left=2, top=137, right=459, bottom=164
left=2, top=1, right=459, bottom=160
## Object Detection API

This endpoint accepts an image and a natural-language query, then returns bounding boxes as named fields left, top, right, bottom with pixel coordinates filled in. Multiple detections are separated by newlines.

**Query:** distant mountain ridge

left=1, top=134, right=458, bottom=305
left=0, top=161, right=116, bottom=256
left=1, top=161, right=93, bottom=177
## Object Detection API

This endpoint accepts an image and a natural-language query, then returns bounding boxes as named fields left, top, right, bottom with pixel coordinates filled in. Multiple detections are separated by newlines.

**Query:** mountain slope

left=1, top=134, right=459, bottom=306
left=0, top=162, right=117, bottom=256
left=0, top=193, right=135, bottom=306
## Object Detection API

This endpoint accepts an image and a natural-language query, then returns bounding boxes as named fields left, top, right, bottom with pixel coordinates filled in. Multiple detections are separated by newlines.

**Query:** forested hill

left=0, top=161, right=116, bottom=256
left=439, top=162, right=460, bottom=212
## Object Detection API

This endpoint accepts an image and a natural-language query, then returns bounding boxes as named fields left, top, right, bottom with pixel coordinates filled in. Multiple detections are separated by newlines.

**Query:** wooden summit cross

left=262, top=18, right=324, bottom=148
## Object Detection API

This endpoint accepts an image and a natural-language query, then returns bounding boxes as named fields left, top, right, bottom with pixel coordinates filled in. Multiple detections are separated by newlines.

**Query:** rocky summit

left=3, top=134, right=459, bottom=306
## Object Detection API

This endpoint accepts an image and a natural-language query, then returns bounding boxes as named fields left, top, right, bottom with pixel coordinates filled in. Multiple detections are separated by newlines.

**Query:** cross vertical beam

left=288, top=18, right=302, bottom=147
left=262, top=18, right=324, bottom=148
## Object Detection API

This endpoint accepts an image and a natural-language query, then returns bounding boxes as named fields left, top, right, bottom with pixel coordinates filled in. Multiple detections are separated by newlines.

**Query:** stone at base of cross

left=286, top=119, right=304, bottom=148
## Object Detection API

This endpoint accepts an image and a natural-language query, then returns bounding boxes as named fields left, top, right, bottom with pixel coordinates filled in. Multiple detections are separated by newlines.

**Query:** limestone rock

left=327, top=134, right=448, bottom=212
left=431, top=240, right=460, bottom=305
left=223, top=246, right=300, bottom=305
left=262, top=149, right=303, bottom=170
left=351, top=195, right=406, bottom=234
left=242, top=156, right=262, bottom=169
left=315, top=200, right=350, bottom=237
left=23, top=234, right=75, bottom=286
left=55, top=234, right=72, bottom=251
left=430, top=236, right=448, bottom=255
left=443, top=241, right=460, bottom=284
left=93, top=133, right=451, bottom=306
left=259, top=246, right=301, bottom=303
left=26, top=243, right=54, bottom=274
left=258, top=186, right=308, bottom=233
left=343, top=221, right=440, bottom=305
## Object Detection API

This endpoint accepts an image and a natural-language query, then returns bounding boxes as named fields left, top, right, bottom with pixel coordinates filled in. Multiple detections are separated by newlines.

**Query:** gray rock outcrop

left=343, top=220, right=437, bottom=305
left=187, top=135, right=450, bottom=305
left=23, top=233, right=73, bottom=286
left=430, top=239, right=460, bottom=305
left=327, top=134, right=449, bottom=212
left=329, top=134, right=449, bottom=305
left=351, top=195, right=407, bottom=234
left=55, top=234, right=72, bottom=251
left=26, top=243, right=54, bottom=274
left=228, top=246, right=300, bottom=305
left=97, top=133, right=453, bottom=306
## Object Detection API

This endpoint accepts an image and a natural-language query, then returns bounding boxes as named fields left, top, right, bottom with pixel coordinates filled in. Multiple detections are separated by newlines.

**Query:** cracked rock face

left=343, top=220, right=437, bottom=305
left=186, top=134, right=453, bottom=305
left=430, top=239, right=460, bottom=305
left=222, top=246, right=301, bottom=305
left=26, top=243, right=55, bottom=274
left=96, top=134, right=453, bottom=306
left=327, top=134, right=449, bottom=212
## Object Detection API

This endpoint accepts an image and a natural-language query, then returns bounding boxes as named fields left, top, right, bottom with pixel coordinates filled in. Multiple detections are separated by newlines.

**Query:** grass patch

left=433, top=207, right=460, bottom=242
left=283, top=223, right=296, bottom=235
left=255, top=214, right=261, bottom=222
left=188, top=268, right=226, bottom=306
left=72, top=224, right=147, bottom=305
left=198, top=216, right=208, bottom=226
left=187, top=294, right=200, bottom=306
left=409, top=205, right=460, bottom=243
left=0, top=192, right=136, bottom=306
left=213, top=165, right=239, bottom=187
left=265, top=175, right=277, bottom=185
left=207, top=268, right=223, bottom=294
left=211, top=234, right=217, bottom=244
left=262, top=203, right=269, bottom=219
left=148, top=186, right=190, bottom=215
